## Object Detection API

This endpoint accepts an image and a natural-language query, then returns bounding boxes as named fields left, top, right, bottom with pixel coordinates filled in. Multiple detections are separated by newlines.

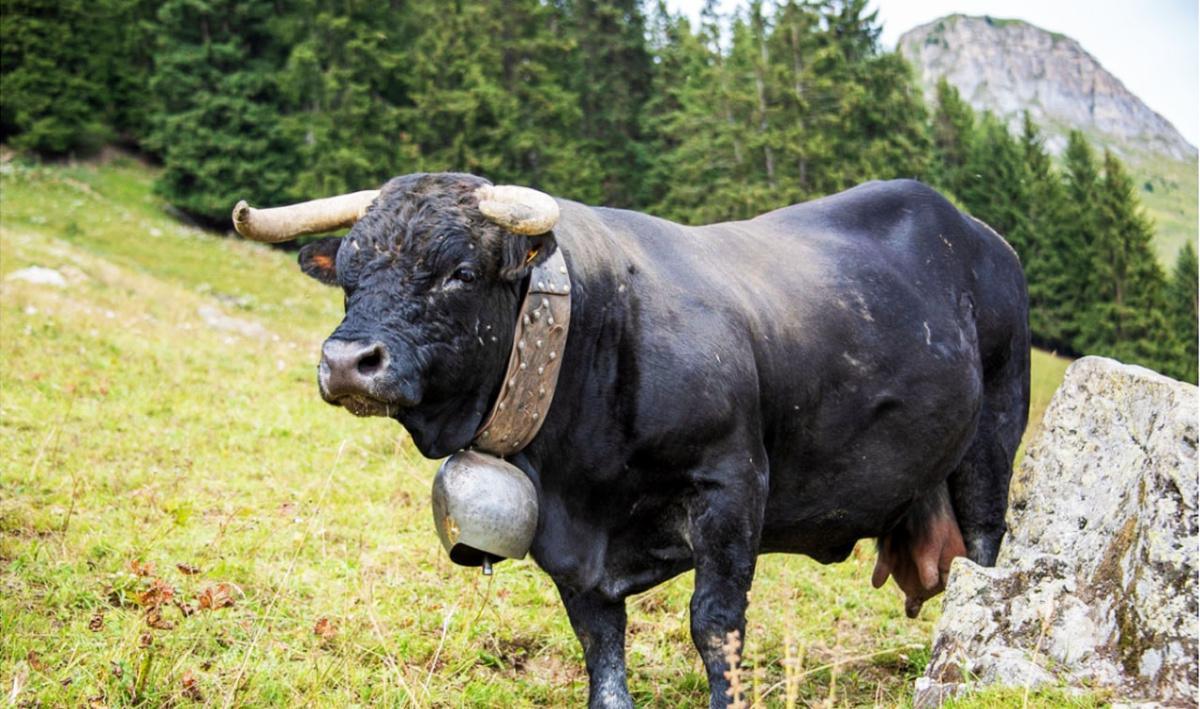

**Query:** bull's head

left=233, top=173, right=560, bottom=457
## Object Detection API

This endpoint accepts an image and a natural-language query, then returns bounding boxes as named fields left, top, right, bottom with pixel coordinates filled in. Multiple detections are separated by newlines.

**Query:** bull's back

left=572, top=181, right=1026, bottom=557
left=715, top=179, right=1026, bottom=383
left=570, top=179, right=1024, bottom=420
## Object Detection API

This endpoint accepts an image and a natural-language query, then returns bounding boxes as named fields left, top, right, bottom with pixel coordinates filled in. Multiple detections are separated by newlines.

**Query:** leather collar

left=472, top=248, right=571, bottom=456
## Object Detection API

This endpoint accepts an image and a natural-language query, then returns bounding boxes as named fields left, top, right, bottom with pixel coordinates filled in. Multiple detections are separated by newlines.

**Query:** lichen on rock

left=915, top=356, right=1198, bottom=707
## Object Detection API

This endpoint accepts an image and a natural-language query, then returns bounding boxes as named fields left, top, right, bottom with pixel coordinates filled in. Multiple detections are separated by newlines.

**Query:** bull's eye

left=451, top=267, right=477, bottom=284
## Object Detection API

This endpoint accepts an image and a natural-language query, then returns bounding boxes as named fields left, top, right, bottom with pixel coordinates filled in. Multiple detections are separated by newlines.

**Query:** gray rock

left=912, top=677, right=962, bottom=709
left=197, top=304, right=267, bottom=338
left=6, top=266, right=67, bottom=287
left=918, top=356, right=1198, bottom=705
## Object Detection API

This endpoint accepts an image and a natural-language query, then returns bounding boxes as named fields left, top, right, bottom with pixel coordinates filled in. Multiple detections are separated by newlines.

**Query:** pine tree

left=564, top=0, right=653, bottom=206
left=1019, top=112, right=1072, bottom=351
left=852, top=51, right=930, bottom=183
left=1078, top=150, right=1171, bottom=370
left=806, top=0, right=928, bottom=193
left=649, top=0, right=931, bottom=223
left=401, top=0, right=594, bottom=199
left=1166, top=242, right=1198, bottom=383
left=929, top=78, right=976, bottom=203
left=485, top=0, right=598, bottom=197
left=642, top=2, right=719, bottom=212
left=959, top=112, right=1028, bottom=251
left=1056, top=130, right=1103, bottom=353
left=93, top=0, right=159, bottom=147
left=149, top=0, right=299, bottom=226
left=0, top=0, right=112, bottom=154
left=765, top=0, right=821, bottom=201
left=821, top=0, right=879, bottom=64
left=748, top=1, right=777, bottom=192
left=804, top=0, right=879, bottom=194
left=399, top=1, right=496, bottom=177
left=648, top=2, right=750, bottom=223
left=278, top=2, right=419, bottom=198
left=720, top=8, right=780, bottom=215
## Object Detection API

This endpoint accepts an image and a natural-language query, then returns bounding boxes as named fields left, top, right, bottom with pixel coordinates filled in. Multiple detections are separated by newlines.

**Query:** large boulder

left=916, top=356, right=1198, bottom=706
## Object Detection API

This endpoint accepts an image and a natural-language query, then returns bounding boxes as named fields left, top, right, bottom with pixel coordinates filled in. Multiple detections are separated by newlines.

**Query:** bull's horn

left=475, top=185, right=559, bottom=235
left=231, top=190, right=381, bottom=242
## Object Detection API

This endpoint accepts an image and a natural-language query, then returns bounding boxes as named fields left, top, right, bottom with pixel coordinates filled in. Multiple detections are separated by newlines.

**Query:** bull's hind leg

left=946, top=340, right=1030, bottom=566
left=872, top=338, right=1028, bottom=615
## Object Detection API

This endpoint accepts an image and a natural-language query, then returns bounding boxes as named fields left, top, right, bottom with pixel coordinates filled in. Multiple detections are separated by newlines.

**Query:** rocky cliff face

left=898, top=15, right=1197, bottom=265
left=898, top=15, right=1195, bottom=160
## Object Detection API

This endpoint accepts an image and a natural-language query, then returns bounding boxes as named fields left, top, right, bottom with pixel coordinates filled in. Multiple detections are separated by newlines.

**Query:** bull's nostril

left=319, top=339, right=414, bottom=409
left=322, top=340, right=387, bottom=386
left=357, top=346, right=384, bottom=376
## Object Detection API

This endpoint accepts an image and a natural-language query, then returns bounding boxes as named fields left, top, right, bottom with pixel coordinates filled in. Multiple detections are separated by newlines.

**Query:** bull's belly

left=759, top=515, right=883, bottom=563
left=587, top=431, right=978, bottom=597
left=756, top=462, right=959, bottom=564
left=588, top=469, right=957, bottom=598
left=758, top=387, right=983, bottom=562
left=542, top=355, right=983, bottom=595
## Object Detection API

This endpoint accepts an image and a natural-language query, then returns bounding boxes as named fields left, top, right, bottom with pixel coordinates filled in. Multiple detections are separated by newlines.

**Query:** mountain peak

left=898, top=14, right=1196, bottom=161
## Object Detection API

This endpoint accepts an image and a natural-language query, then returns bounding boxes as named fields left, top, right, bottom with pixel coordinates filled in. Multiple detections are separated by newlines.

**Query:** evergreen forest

left=1, top=0, right=1195, bottom=381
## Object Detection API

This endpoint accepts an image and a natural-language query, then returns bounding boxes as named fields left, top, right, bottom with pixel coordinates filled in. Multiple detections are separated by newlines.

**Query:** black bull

left=291, top=173, right=1030, bottom=707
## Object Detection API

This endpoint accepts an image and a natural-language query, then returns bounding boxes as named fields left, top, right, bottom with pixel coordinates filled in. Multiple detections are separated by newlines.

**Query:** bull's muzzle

left=318, top=339, right=410, bottom=415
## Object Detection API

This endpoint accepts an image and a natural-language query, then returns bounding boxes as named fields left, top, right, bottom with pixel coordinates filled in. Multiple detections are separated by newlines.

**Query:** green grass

left=1019, top=348, right=1072, bottom=465
left=1, top=157, right=1080, bottom=706
left=1131, top=154, right=1199, bottom=267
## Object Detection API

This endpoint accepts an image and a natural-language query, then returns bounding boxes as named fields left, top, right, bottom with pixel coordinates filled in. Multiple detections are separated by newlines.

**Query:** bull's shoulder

left=554, top=200, right=689, bottom=248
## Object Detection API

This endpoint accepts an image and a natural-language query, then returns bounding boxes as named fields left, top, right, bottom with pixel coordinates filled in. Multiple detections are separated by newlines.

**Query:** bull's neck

left=518, top=203, right=640, bottom=474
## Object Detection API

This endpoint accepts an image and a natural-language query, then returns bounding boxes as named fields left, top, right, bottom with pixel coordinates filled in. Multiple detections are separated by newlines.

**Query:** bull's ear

left=498, top=232, right=557, bottom=282
left=298, top=237, right=343, bottom=286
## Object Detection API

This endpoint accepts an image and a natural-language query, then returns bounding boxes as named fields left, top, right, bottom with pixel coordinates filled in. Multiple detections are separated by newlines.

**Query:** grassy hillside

left=1132, top=155, right=1199, bottom=266
left=1057, top=124, right=1197, bottom=268
left=0, top=157, right=1088, bottom=706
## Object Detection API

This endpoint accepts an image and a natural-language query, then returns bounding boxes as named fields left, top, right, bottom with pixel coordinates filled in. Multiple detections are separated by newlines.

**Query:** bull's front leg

left=688, top=453, right=766, bottom=709
left=557, top=584, right=633, bottom=708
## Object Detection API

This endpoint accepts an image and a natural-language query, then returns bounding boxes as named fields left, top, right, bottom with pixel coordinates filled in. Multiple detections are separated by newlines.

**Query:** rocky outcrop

left=898, top=15, right=1196, bottom=162
left=6, top=266, right=68, bottom=287
left=916, top=357, right=1198, bottom=706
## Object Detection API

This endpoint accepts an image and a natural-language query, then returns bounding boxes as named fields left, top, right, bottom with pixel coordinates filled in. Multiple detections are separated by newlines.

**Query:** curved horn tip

left=475, top=185, right=559, bottom=236
left=228, top=189, right=380, bottom=242
left=232, top=200, right=253, bottom=235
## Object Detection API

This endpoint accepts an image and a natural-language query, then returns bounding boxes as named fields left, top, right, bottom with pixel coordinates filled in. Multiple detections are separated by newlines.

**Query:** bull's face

left=254, top=173, right=559, bottom=457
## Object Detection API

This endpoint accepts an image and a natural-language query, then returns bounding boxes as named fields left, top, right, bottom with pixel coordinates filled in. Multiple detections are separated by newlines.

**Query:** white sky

left=666, top=0, right=1199, bottom=147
